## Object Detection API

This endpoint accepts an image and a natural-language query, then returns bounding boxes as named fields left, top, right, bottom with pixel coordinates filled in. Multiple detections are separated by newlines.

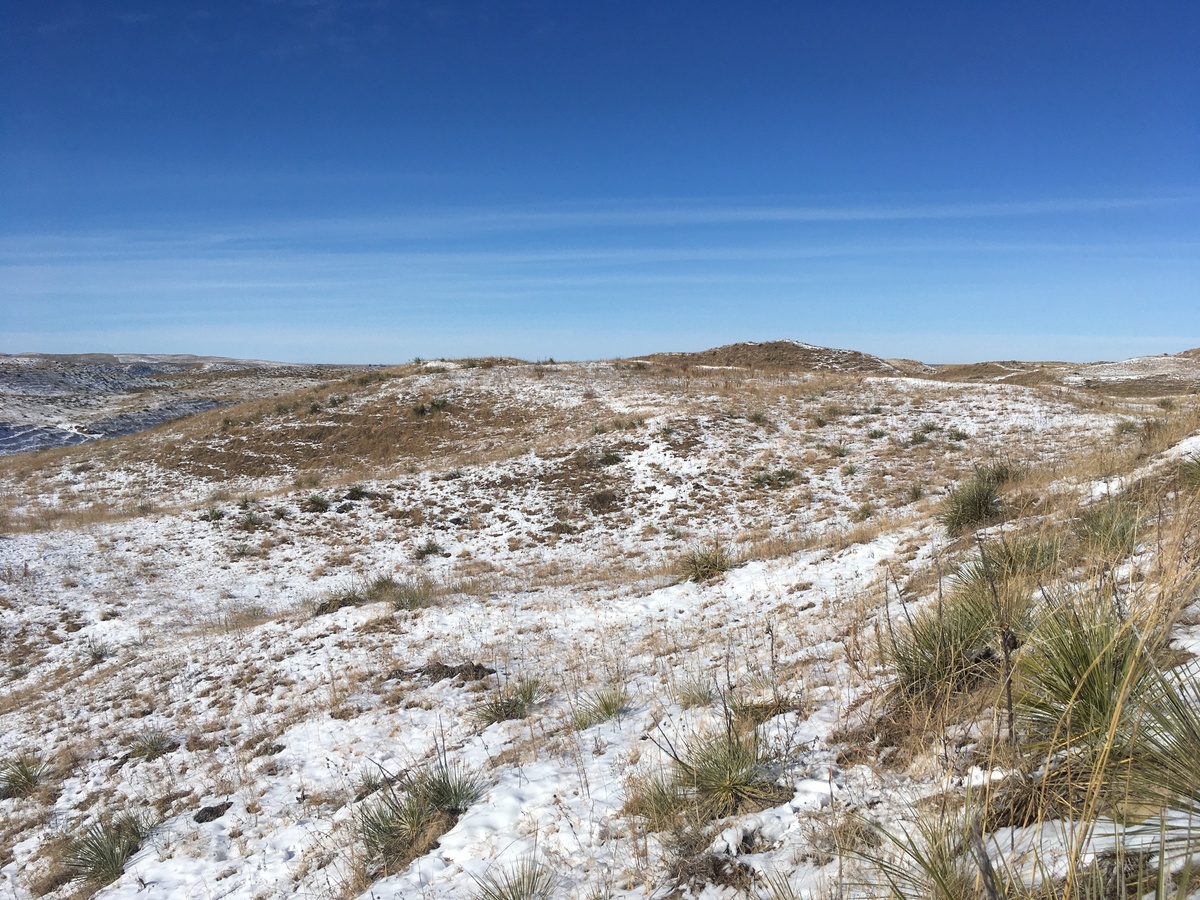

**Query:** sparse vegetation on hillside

left=3, top=349, right=1200, bottom=898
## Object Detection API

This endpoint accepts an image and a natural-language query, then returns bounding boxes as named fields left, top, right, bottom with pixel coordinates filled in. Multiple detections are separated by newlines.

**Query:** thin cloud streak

left=2, top=194, right=1188, bottom=250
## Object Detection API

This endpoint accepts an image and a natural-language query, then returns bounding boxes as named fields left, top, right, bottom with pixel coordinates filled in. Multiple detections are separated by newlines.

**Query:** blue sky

left=2, top=1, right=1197, bottom=363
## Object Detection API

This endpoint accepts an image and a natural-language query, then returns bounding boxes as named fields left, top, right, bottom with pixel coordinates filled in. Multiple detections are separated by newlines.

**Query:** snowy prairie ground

left=2, top=349, right=1199, bottom=899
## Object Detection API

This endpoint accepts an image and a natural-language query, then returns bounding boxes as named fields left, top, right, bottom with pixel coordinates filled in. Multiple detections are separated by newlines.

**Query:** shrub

left=938, top=463, right=1012, bottom=535
left=751, top=468, right=798, bottom=489
left=65, top=811, right=153, bottom=886
left=475, top=678, right=544, bottom=725
left=473, top=857, right=559, bottom=900
left=573, top=684, right=628, bottom=730
left=312, top=583, right=365, bottom=616
left=676, top=543, right=736, bottom=582
left=0, top=753, right=48, bottom=799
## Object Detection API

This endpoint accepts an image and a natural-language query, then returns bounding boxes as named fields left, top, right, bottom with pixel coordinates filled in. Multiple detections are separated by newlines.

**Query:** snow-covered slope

left=0, top=355, right=1197, bottom=899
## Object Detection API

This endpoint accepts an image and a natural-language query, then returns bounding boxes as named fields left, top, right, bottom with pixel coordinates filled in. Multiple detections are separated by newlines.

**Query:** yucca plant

left=938, top=463, right=1013, bottom=535
left=473, top=856, right=559, bottom=900
left=676, top=542, right=736, bottom=582
left=0, top=753, right=48, bottom=799
left=131, top=727, right=176, bottom=761
left=572, top=684, right=628, bottom=730
left=358, top=760, right=486, bottom=875
left=475, top=678, right=544, bottom=726
left=65, top=811, right=153, bottom=885
left=1073, top=500, right=1141, bottom=560
left=367, top=574, right=437, bottom=610
left=860, top=809, right=995, bottom=900
left=1179, top=454, right=1200, bottom=493
left=673, top=727, right=786, bottom=819
left=1015, top=594, right=1155, bottom=819
left=888, top=589, right=1000, bottom=709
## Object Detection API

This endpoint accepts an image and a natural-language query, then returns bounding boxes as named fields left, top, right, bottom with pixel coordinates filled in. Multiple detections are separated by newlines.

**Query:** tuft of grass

left=131, top=727, right=176, bottom=761
left=573, top=684, right=629, bottom=730
left=1073, top=500, right=1140, bottom=560
left=475, top=678, right=544, bottom=725
left=828, top=442, right=850, bottom=458
left=675, top=543, right=737, bottom=582
left=312, top=582, right=366, bottom=616
left=473, top=857, right=559, bottom=900
left=674, top=674, right=715, bottom=709
left=0, top=753, right=49, bottom=799
left=65, top=811, right=153, bottom=886
left=937, top=463, right=1012, bottom=535
left=366, top=574, right=437, bottom=610
left=414, top=538, right=445, bottom=560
